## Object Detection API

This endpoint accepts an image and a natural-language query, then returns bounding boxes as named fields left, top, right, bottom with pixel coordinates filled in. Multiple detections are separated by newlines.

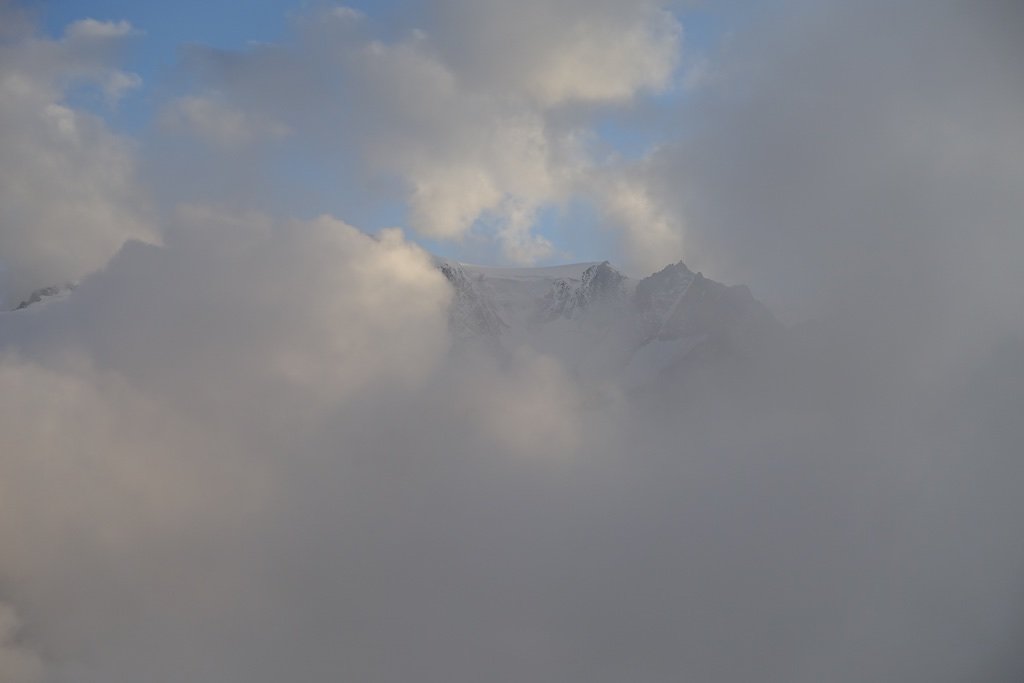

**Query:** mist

left=1, top=1, right=1023, bottom=682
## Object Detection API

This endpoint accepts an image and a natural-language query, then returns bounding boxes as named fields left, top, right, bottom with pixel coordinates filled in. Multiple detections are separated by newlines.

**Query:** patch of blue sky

left=678, top=4, right=730, bottom=55
left=38, top=0, right=302, bottom=132
left=257, top=139, right=405, bottom=228
left=40, top=0, right=297, bottom=54
left=592, top=113, right=670, bottom=161
left=587, top=4, right=731, bottom=162
left=532, top=198, right=618, bottom=266
left=58, top=78, right=139, bottom=132
left=394, top=199, right=617, bottom=267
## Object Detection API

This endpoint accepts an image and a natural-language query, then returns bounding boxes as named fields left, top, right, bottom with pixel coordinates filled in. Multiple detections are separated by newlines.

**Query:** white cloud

left=329, top=6, right=364, bottom=23
left=100, top=69, right=142, bottom=104
left=350, top=36, right=583, bottom=249
left=426, top=0, right=681, bottom=107
left=0, top=13, right=154, bottom=306
left=407, top=162, right=502, bottom=239
left=595, top=165, right=686, bottom=274
left=171, top=0, right=680, bottom=263
left=490, top=196, right=556, bottom=264
left=372, top=0, right=681, bottom=254
left=520, top=5, right=680, bottom=106
left=161, top=95, right=291, bottom=148
left=65, top=18, right=135, bottom=41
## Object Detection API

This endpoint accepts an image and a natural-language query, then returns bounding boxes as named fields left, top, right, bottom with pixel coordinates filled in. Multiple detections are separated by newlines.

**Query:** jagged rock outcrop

left=535, top=261, right=626, bottom=322
left=633, top=261, right=697, bottom=339
left=435, top=257, right=777, bottom=385
left=12, top=283, right=76, bottom=311
left=438, top=261, right=506, bottom=344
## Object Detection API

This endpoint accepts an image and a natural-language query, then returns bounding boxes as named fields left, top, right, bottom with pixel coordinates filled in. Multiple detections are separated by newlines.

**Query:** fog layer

left=1, top=1, right=1022, bottom=682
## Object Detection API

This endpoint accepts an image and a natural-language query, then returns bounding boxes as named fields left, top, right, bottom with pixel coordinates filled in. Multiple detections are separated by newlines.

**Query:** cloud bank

left=0, top=10, right=154, bottom=305
left=0, top=1, right=1022, bottom=682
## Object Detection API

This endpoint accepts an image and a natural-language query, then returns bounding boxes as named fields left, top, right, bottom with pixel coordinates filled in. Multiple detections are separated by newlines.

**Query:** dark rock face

left=634, top=262, right=694, bottom=315
left=13, top=283, right=76, bottom=311
left=439, top=262, right=506, bottom=344
left=536, top=261, right=627, bottom=323
left=578, top=261, right=626, bottom=307
left=656, top=274, right=768, bottom=341
left=633, top=261, right=697, bottom=340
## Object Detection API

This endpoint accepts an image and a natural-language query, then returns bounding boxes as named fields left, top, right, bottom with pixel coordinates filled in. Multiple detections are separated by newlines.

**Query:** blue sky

left=40, top=0, right=305, bottom=133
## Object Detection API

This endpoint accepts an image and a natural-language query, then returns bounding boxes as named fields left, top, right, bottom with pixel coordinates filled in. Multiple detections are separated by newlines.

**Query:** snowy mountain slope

left=435, top=257, right=777, bottom=385
left=438, top=260, right=508, bottom=343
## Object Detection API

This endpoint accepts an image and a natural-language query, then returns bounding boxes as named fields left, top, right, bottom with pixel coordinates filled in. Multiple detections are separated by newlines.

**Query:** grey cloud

left=655, top=0, right=1024, bottom=328
left=1, top=204, right=1020, bottom=683
left=0, top=602, right=42, bottom=683
left=0, top=1, right=1023, bottom=682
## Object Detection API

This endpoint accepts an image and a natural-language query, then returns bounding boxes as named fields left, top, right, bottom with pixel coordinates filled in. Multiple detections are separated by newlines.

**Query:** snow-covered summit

left=434, top=257, right=776, bottom=384
left=536, top=261, right=628, bottom=323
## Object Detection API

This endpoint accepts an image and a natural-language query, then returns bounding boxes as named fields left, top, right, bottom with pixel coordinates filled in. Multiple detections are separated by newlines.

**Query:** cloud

left=0, top=206, right=458, bottom=682
left=425, top=0, right=681, bottom=107
left=593, top=162, right=686, bottom=274
left=0, top=603, right=42, bottom=683
left=99, top=69, right=141, bottom=104
left=652, top=0, right=1024, bottom=334
left=167, top=0, right=682, bottom=263
left=0, top=11, right=154, bottom=306
left=1, top=2, right=1023, bottom=682
left=160, top=94, right=291, bottom=147
left=64, top=18, right=135, bottom=41
left=2, top=202, right=1020, bottom=683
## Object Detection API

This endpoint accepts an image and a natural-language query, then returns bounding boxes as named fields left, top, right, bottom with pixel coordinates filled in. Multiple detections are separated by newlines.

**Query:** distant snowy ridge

left=434, top=257, right=776, bottom=385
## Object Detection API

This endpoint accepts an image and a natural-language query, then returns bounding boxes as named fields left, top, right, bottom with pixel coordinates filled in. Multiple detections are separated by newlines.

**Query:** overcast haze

left=1, top=1, right=1023, bottom=682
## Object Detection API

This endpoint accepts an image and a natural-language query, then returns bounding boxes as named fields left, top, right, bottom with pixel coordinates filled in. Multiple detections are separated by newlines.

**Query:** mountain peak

left=431, top=257, right=775, bottom=384
left=438, top=261, right=507, bottom=344
left=579, top=261, right=625, bottom=302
